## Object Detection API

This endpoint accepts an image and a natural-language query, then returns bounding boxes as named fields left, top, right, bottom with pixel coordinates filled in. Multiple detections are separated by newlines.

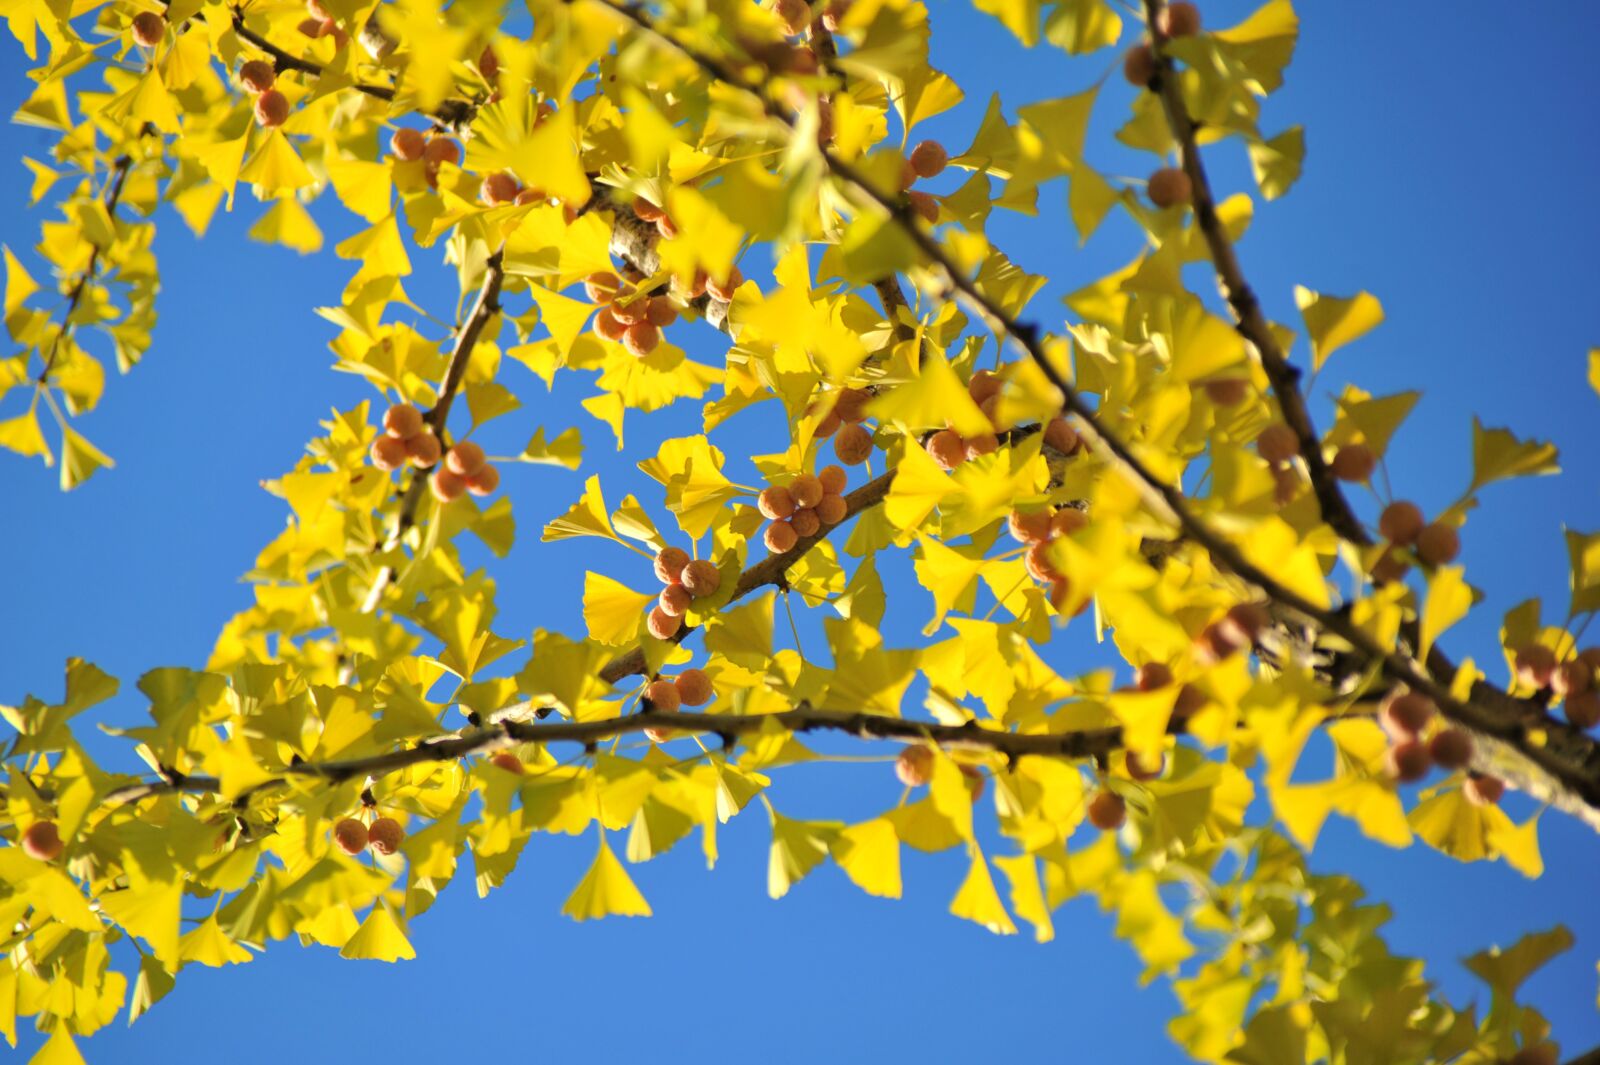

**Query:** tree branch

left=586, top=0, right=1600, bottom=829
left=1140, top=0, right=1366, bottom=546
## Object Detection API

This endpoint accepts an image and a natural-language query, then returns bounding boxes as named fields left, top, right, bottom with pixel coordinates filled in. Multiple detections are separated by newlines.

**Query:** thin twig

left=36, top=154, right=136, bottom=383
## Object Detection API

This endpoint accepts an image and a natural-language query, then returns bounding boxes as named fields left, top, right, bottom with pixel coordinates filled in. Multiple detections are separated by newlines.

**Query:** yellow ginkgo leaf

left=582, top=572, right=652, bottom=647
left=562, top=837, right=652, bottom=921
left=1294, top=286, right=1383, bottom=370
left=949, top=848, right=1017, bottom=936
left=830, top=818, right=901, bottom=898
left=178, top=914, right=253, bottom=968
left=339, top=904, right=417, bottom=962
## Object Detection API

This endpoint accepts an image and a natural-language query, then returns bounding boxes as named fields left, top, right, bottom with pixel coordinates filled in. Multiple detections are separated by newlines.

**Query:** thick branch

left=587, top=0, right=1600, bottom=828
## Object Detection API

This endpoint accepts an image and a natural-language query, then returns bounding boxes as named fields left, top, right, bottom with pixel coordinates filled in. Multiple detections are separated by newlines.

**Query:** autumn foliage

left=2, top=0, right=1598, bottom=1061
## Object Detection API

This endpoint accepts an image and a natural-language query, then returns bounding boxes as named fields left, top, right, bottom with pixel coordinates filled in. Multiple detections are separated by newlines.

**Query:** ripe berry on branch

left=332, top=818, right=369, bottom=855
left=815, top=494, right=847, bottom=525
left=646, top=607, right=681, bottom=640
left=21, top=821, right=63, bottom=861
left=1123, top=43, right=1156, bottom=87
left=1147, top=167, right=1192, bottom=208
left=764, top=521, right=799, bottom=553
left=682, top=559, right=722, bottom=598
left=645, top=678, right=680, bottom=712
left=706, top=268, right=743, bottom=302
left=676, top=668, right=713, bottom=707
left=926, top=429, right=965, bottom=471
left=790, top=507, right=821, bottom=537
left=254, top=89, right=290, bottom=128
left=1331, top=442, right=1376, bottom=482
left=1043, top=417, right=1080, bottom=454
left=383, top=404, right=424, bottom=438
left=466, top=465, right=499, bottom=496
left=790, top=474, right=823, bottom=509
left=758, top=485, right=796, bottom=520
left=1428, top=728, right=1474, bottom=771
left=1463, top=773, right=1505, bottom=806
left=624, top=321, right=661, bottom=357
left=1416, top=522, right=1460, bottom=566
left=370, top=434, right=407, bottom=471
left=1256, top=423, right=1298, bottom=465
left=1008, top=509, right=1053, bottom=544
left=1513, top=644, right=1557, bottom=690
left=1158, top=2, right=1201, bottom=37
left=481, top=171, right=521, bottom=205
left=1087, top=790, right=1126, bottom=830
left=430, top=467, right=467, bottom=503
left=1378, top=500, right=1425, bottom=545
left=895, top=746, right=934, bottom=787
left=423, top=137, right=460, bottom=167
left=833, top=423, right=874, bottom=465
left=490, top=752, right=523, bottom=774
left=131, top=11, right=165, bottom=47
left=1202, top=377, right=1249, bottom=407
left=240, top=60, right=276, bottom=94
left=658, top=583, right=692, bottom=617
left=367, top=816, right=404, bottom=855
left=405, top=431, right=442, bottom=469
left=1380, top=690, right=1437, bottom=737
left=446, top=442, right=486, bottom=478
left=1384, top=739, right=1431, bottom=783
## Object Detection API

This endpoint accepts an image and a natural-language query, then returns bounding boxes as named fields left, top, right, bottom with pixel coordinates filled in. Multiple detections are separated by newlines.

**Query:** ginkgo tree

left=2, top=0, right=1598, bottom=1060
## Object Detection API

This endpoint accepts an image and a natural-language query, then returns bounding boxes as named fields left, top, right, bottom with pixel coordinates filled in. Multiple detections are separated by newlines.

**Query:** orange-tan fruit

left=1415, top=522, right=1460, bottom=566
left=1378, top=500, right=1425, bottom=545
left=1256, top=423, right=1298, bottom=465
left=481, top=171, right=521, bottom=205
left=758, top=485, right=796, bottom=520
left=676, top=668, right=714, bottom=707
left=1159, top=1, right=1201, bottom=37
left=1566, top=691, right=1600, bottom=729
left=1553, top=659, right=1594, bottom=698
left=1203, top=377, right=1249, bottom=406
left=1008, top=509, right=1053, bottom=544
left=1513, top=644, right=1557, bottom=689
left=405, top=431, right=441, bottom=468
left=240, top=60, right=276, bottom=94
left=764, top=521, right=799, bottom=553
left=959, top=763, right=986, bottom=801
left=445, top=441, right=486, bottom=478
left=1331, top=442, right=1376, bottom=482
left=790, top=508, right=821, bottom=538
left=368, top=816, right=404, bottom=855
left=790, top=474, right=824, bottom=509
left=654, top=546, right=690, bottom=584
left=478, top=44, right=499, bottom=79
left=908, top=191, right=939, bottom=224
left=1123, top=43, right=1156, bottom=87
left=1087, top=790, right=1126, bottom=830
left=624, top=320, right=661, bottom=357
left=1135, top=662, right=1173, bottom=691
left=594, top=305, right=628, bottom=342
left=254, top=89, right=290, bottom=128
left=706, top=267, right=743, bottom=302
left=1380, top=691, right=1437, bottom=737
left=430, top=467, right=467, bottom=503
left=659, top=583, right=692, bottom=617
left=834, top=387, right=870, bottom=423
left=1148, top=167, right=1192, bottom=208
left=682, top=559, right=722, bottom=598
left=1463, top=773, right=1505, bottom=806
left=384, top=403, right=424, bottom=438
left=465, top=465, right=499, bottom=496
left=646, top=607, right=681, bottom=641
left=895, top=745, right=934, bottom=787
left=131, top=11, right=165, bottom=46
left=1051, top=508, right=1088, bottom=537
left=370, top=434, right=408, bottom=471
left=490, top=752, right=523, bottom=774
left=1193, top=620, right=1245, bottom=664
left=645, top=678, right=680, bottom=712
left=1024, top=541, right=1060, bottom=582
left=332, top=817, right=368, bottom=856
left=21, top=821, right=63, bottom=861
left=1428, top=728, right=1474, bottom=771
left=968, top=370, right=1002, bottom=405
left=815, top=493, right=847, bottom=525
left=1043, top=417, right=1080, bottom=454
left=833, top=423, right=874, bottom=465
left=646, top=299, right=678, bottom=328
left=816, top=410, right=843, bottom=439
left=909, top=140, right=948, bottom=179
left=963, top=433, right=998, bottom=460
left=817, top=464, right=848, bottom=496
left=926, top=429, right=965, bottom=471
left=1384, top=739, right=1431, bottom=783
left=585, top=272, right=622, bottom=303
left=1125, top=751, right=1164, bottom=782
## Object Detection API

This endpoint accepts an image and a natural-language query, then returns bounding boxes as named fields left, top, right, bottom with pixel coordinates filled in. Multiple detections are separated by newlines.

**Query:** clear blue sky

left=4, top=2, right=1598, bottom=1060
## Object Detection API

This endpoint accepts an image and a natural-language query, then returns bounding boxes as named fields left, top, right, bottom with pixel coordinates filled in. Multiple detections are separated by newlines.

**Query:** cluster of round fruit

left=772, top=0, right=850, bottom=35
left=479, top=169, right=546, bottom=208
left=1008, top=502, right=1088, bottom=608
left=630, top=198, right=685, bottom=241
left=893, top=746, right=986, bottom=801
left=1123, top=2, right=1201, bottom=90
left=20, top=820, right=64, bottom=861
left=1376, top=688, right=1503, bottom=802
left=586, top=270, right=678, bottom=357
left=758, top=466, right=850, bottom=553
left=131, top=10, right=166, bottom=48
left=387, top=128, right=463, bottom=189
left=1513, top=644, right=1600, bottom=730
left=900, top=140, right=948, bottom=223
left=234, top=58, right=291, bottom=129
left=1367, top=498, right=1461, bottom=582
left=297, top=0, right=349, bottom=46
left=640, top=668, right=716, bottom=742
left=1193, top=601, right=1270, bottom=665
left=813, top=387, right=876, bottom=465
left=332, top=814, right=405, bottom=856
left=369, top=403, right=499, bottom=501
left=928, top=370, right=1084, bottom=472
left=647, top=548, right=723, bottom=640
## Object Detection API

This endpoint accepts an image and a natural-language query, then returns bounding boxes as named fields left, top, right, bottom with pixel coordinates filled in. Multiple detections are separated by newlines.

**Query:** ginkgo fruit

left=1051, top=508, right=1088, bottom=537
left=909, top=140, right=948, bottom=179
left=654, top=547, right=690, bottom=584
left=706, top=267, right=743, bottom=302
left=1428, top=728, right=1474, bottom=771
left=816, top=464, right=848, bottom=496
left=646, top=607, right=681, bottom=640
left=833, top=423, right=874, bottom=465
left=785, top=474, right=820, bottom=509
left=466, top=465, right=499, bottom=496
left=1024, top=541, right=1060, bottom=582
left=681, top=560, right=722, bottom=598
left=815, top=493, right=847, bottom=525
left=1416, top=521, right=1461, bottom=565
left=1123, top=43, right=1156, bottom=87
left=445, top=442, right=486, bottom=477
left=405, top=431, right=441, bottom=468
left=423, top=137, right=461, bottom=167
left=1380, top=691, right=1437, bottom=736
left=1042, top=417, right=1080, bottom=454
left=383, top=403, right=424, bottom=439
left=367, top=817, right=404, bottom=855
left=1553, top=658, right=1593, bottom=699
left=675, top=668, right=713, bottom=707
left=1384, top=739, right=1431, bottom=783
left=254, top=89, right=290, bottom=128
left=1194, top=620, right=1246, bottom=664
left=1378, top=500, right=1425, bottom=545
left=1087, top=790, right=1126, bottom=830
left=1371, top=545, right=1409, bottom=586
left=1125, top=751, right=1164, bottom=782
left=963, top=433, right=998, bottom=459
left=1158, top=2, right=1201, bottom=37
left=332, top=817, right=368, bottom=856
left=21, top=821, right=62, bottom=861
left=758, top=485, right=796, bottom=520
left=239, top=60, right=276, bottom=94
left=1463, top=773, right=1506, bottom=807
left=658, top=583, right=692, bottom=617
left=907, top=190, right=939, bottom=224
left=585, top=272, right=623, bottom=303
left=967, top=370, right=1001, bottom=405
left=624, top=321, right=661, bottom=357
left=481, top=171, right=521, bottom=205
left=1148, top=167, right=1192, bottom=208
left=131, top=11, right=164, bottom=46
left=1566, top=691, right=1600, bottom=729
left=895, top=745, right=934, bottom=787
left=389, top=126, right=425, bottom=161
left=594, top=305, right=628, bottom=342
left=430, top=467, right=467, bottom=502
left=370, top=434, right=407, bottom=471
left=1513, top=644, right=1557, bottom=689
left=764, top=521, right=799, bottom=553
left=1257, top=423, right=1298, bottom=465
left=926, top=429, right=965, bottom=471
left=1134, top=662, right=1174, bottom=691
left=1202, top=377, right=1249, bottom=407
left=1008, top=509, right=1053, bottom=544
left=645, top=678, right=681, bottom=712
left=1331, top=442, right=1376, bottom=482
left=790, top=508, right=821, bottom=537
left=478, top=44, right=500, bottom=80
left=821, top=0, right=850, bottom=31
left=834, top=387, right=870, bottom=423
left=646, top=299, right=678, bottom=327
